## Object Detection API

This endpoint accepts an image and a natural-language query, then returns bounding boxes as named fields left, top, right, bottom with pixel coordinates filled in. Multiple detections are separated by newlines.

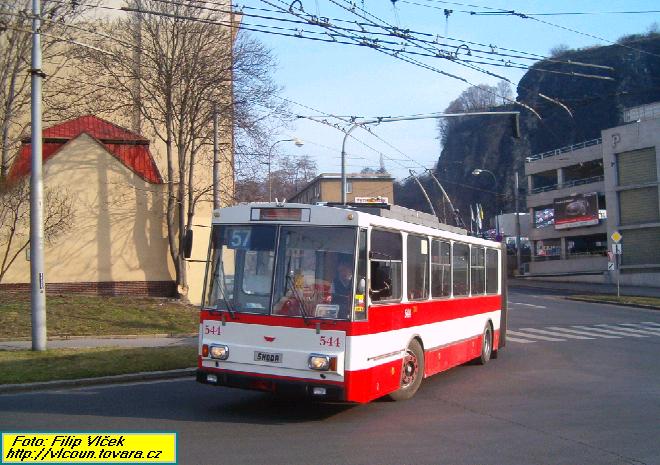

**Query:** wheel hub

left=401, top=350, right=418, bottom=387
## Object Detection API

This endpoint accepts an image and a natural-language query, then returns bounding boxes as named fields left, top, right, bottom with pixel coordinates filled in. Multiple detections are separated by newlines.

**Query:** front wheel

left=476, top=323, right=493, bottom=365
left=388, top=339, right=424, bottom=401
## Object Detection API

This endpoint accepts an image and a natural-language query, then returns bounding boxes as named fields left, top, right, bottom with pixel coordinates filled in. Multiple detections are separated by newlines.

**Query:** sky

left=235, top=0, right=660, bottom=180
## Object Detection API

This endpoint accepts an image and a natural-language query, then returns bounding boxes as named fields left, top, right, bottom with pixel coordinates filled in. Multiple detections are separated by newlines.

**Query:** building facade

left=523, top=102, right=660, bottom=286
left=288, top=173, right=394, bottom=204
left=525, top=139, right=607, bottom=277
left=602, top=105, right=660, bottom=286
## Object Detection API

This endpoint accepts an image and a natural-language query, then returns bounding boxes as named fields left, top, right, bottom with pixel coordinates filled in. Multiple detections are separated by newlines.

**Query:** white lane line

left=506, top=336, right=536, bottom=344
left=519, top=328, right=594, bottom=340
left=621, top=323, right=660, bottom=334
left=509, top=302, right=547, bottom=309
left=642, top=321, right=660, bottom=328
left=547, top=327, right=622, bottom=339
left=598, top=324, right=660, bottom=336
left=572, top=325, right=647, bottom=338
left=508, top=330, right=565, bottom=342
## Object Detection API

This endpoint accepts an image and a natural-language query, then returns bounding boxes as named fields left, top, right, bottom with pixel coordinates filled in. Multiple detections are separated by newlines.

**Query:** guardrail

left=529, top=175, right=604, bottom=194
left=526, top=138, right=602, bottom=163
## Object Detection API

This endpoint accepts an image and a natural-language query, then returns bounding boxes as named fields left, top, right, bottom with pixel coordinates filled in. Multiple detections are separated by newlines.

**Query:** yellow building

left=288, top=173, right=394, bottom=205
left=1, top=115, right=216, bottom=304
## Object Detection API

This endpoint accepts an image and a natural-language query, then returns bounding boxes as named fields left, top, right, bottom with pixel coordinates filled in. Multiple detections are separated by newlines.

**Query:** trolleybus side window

left=369, top=229, right=402, bottom=302
left=431, top=239, right=451, bottom=298
left=486, top=248, right=499, bottom=294
left=407, top=235, right=429, bottom=301
left=452, top=242, right=470, bottom=296
left=471, top=246, right=485, bottom=295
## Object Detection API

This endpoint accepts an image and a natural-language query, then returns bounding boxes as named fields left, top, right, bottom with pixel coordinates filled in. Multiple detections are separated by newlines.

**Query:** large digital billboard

left=554, top=192, right=599, bottom=230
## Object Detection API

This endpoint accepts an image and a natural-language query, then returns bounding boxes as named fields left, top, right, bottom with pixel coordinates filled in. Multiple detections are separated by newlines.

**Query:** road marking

left=507, top=323, right=660, bottom=344
left=506, top=336, right=536, bottom=344
left=643, top=321, right=660, bottom=328
left=546, top=327, right=621, bottom=339
left=596, top=324, right=660, bottom=336
left=572, top=325, right=648, bottom=338
left=508, top=330, right=565, bottom=342
left=509, top=302, right=547, bottom=309
left=519, top=328, right=594, bottom=340
left=621, top=323, right=660, bottom=334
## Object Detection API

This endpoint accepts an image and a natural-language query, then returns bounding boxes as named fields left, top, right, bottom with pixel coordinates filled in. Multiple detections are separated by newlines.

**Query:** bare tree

left=0, top=0, right=91, bottom=180
left=73, top=1, right=283, bottom=296
left=437, top=81, right=510, bottom=146
left=0, top=177, right=73, bottom=283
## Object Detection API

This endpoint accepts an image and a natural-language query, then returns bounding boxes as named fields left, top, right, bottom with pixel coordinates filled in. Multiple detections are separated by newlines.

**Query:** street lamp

left=267, top=138, right=304, bottom=202
left=471, top=168, right=497, bottom=188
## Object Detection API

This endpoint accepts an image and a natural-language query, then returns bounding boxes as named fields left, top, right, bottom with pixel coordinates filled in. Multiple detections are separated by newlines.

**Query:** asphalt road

left=1, top=288, right=659, bottom=465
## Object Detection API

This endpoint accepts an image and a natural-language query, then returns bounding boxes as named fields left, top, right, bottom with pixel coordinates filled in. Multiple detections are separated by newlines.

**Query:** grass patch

left=0, top=346, right=197, bottom=384
left=0, top=294, right=198, bottom=339
left=570, top=294, right=660, bottom=309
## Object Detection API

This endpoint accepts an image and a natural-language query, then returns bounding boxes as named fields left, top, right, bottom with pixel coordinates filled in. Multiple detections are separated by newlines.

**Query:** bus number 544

left=320, top=336, right=340, bottom=347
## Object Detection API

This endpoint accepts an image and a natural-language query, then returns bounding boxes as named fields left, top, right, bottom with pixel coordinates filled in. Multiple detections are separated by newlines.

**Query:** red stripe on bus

left=199, top=294, right=501, bottom=337
left=343, top=331, right=499, bottom=403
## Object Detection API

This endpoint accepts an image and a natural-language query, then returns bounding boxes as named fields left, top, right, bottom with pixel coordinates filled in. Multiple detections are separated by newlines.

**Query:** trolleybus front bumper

left=196, top=369, right=346, bottom=401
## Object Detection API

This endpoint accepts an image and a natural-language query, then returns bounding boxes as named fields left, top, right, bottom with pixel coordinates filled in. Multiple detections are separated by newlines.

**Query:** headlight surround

left=308, top=354, right=337, bottom=371
left=209, top=344, right=229, bottom=360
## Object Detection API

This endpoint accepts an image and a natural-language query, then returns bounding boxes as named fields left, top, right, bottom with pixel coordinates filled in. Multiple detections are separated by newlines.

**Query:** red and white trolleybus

left=196, top=202, right=507, bottom=403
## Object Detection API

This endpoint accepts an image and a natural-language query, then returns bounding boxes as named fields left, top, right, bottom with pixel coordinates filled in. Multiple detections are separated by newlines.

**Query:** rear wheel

left=388, top=339, right=424, bottom=401
left=477, top=323, right=493, bottom=365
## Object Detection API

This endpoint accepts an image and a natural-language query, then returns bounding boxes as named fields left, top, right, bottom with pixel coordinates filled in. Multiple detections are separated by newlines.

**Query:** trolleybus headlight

left=308, top=354, right=337, bottom=371
left=210, top=344, right=229, bottom=360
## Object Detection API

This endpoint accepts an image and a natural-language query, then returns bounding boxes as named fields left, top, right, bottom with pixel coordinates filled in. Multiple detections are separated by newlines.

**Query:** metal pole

left=341, top=124, right=359, bottom=205
left=409, top=170, right=437, bottom=217
left=267, top=146, right=273, bottom=202
left=30, top=0, right=46, bottom=351
left=515, top=171, right=522, bottom=275
left=212, top=106, right=219, bottom=209
left=426, top=169, right=466, bottom=229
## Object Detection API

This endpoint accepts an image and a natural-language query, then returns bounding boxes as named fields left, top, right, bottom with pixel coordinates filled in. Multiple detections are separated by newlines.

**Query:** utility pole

left=213, top=106, right=219, bottom=209
left=515, top=171, right=522, bottom=275
left=30, top=0, right=46, bottom=351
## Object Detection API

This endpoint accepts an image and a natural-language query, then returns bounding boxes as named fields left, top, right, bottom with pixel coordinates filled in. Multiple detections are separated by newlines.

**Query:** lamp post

left=267, top=138, right=303, bottom=202
left=471, top=168, right=497, bottom=189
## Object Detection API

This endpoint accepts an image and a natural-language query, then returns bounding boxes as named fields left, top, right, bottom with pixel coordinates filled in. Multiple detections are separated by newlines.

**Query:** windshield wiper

left=216, top=290, right=237, bottom=319
left=286, top=273, right=312, bottom=325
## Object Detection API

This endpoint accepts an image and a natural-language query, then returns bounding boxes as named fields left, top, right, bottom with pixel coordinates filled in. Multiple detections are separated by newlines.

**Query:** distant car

left=565, top=199, right=588, bottom=216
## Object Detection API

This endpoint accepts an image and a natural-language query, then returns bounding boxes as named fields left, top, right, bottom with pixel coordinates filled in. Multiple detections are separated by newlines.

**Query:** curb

left=0, top=368, right=196, bottom=394
left=565, top=296, right=660, bottom=311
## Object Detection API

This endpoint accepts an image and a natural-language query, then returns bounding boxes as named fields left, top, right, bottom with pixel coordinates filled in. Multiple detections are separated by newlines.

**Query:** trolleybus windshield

left=204, top=224, right=357, bottom=320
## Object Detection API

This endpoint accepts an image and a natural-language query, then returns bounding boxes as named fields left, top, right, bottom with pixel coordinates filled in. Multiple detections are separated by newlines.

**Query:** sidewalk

left=0, top=335, right=198, bottom=351
left=510, top=278, right=660, bottom=298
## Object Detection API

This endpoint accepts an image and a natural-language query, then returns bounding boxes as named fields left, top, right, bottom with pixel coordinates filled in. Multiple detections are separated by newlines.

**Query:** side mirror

left=183, top=228, right=194, bottom=259
left=357, top=278, right=366, bottom=294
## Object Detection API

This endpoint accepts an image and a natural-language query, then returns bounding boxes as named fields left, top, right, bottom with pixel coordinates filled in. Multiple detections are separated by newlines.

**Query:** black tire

left=477, top=323, right=493, bottom=365
left=388, top=339, right=424, bottom=401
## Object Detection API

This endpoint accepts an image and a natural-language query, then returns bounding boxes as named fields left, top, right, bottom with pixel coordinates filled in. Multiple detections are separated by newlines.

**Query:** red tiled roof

left=9, top=115, right=162, bottom=184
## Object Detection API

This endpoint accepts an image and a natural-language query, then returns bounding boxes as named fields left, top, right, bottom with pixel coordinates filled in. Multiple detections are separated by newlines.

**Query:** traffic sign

left=611, top=231, right=622, bottom=243
left=611, top=244, right=622, bottom=255
left=608, top=262, right=615, bottom=270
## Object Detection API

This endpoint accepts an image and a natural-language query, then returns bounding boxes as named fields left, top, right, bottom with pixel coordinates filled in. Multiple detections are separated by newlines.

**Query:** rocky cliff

left=395, top=33, right=660, bottom=226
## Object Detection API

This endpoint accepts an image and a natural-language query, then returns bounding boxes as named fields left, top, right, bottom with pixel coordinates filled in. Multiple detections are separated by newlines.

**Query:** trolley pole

left=30, top=0, right=47, bottom=351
